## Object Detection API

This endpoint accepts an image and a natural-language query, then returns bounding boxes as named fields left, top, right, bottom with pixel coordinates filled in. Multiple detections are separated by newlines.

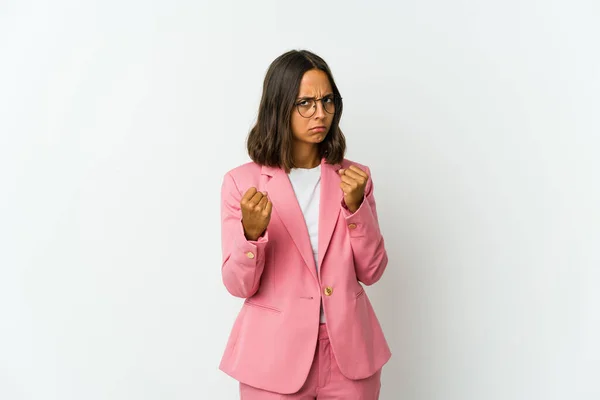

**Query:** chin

left=310, top=132, right=328, bottom=141
left=295, top=132, right=328, bottom=144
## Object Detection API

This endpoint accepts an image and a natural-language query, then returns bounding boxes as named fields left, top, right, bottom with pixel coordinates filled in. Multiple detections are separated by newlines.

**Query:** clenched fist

left=338, top=165, right=368, bottom=213
left=240, top=187, right=272, bottom=241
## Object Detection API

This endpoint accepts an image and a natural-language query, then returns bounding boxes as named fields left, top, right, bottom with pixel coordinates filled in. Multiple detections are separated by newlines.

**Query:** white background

left=1, top=1, right=599, bottom=399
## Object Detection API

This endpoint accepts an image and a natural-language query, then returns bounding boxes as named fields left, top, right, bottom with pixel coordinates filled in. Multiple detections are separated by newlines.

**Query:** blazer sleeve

left=341, top=166, right=388, bottom=286
left=220, top=172, right=268, bottom=298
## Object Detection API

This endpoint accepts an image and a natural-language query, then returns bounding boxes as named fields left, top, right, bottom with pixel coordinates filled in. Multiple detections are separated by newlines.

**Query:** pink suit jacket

left=219, top=157, right=391, bottom=394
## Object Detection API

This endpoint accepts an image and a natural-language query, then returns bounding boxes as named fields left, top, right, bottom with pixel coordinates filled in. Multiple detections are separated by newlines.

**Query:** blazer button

left=246, top=251, right=255, bottom=259
left=324, top=286, right=333, bottom=296
left=348, top=223, right=357, bottom=230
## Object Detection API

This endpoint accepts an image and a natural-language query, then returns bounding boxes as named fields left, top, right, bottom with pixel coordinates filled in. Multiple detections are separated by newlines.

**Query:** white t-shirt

left=288, top=164, right=326, bottom=323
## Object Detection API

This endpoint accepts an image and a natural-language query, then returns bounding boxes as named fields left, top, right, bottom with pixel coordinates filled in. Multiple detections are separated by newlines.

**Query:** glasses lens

left=297, top=100, right=314, bottom=118
left=296, top=96, right=338, bottom=118
left=323, top=96, right=336, bottom=114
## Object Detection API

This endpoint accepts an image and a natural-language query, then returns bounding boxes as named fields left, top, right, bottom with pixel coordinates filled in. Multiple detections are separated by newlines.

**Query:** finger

left=348, top=165, right=368, bottom=179
left=343, top=167, right=367, bottom=183
left=340, top=174, right=358, bottom=187
left=242, top=187, right=258, bottom=203
left=255, top=195, right=268, bottom=211
left=264, top=200, right=273, bottom=216
left=340, top=181, right=352, bottom=194
left=247, top=191, right=264, bottom=208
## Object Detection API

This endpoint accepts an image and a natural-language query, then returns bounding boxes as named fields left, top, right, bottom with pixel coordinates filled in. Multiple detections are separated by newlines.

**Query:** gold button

left=246, top=251, right=255, bottom=259
left=324, top=286, right=333, bottom=296
left=348, top=223, right=357, bottom=230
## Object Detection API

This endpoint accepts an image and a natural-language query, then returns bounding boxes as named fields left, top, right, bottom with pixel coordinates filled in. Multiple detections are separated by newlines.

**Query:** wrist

left=346, top=204, right=359, bottom=213
left=244, top=228, right=263, bottom=241
left=344, top=199, right=363, bottom=214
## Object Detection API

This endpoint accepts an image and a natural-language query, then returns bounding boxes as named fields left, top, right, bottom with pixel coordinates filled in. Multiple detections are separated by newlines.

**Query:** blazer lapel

left=317, top=158, right=343, bottom=272
left=262, top=164, right=318, bottom=282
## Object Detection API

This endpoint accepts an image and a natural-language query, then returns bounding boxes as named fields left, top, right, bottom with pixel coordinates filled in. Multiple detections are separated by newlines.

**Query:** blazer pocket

left=244, top=299, right=282, bottom=314
left=355, top=286, right=366, bottom=299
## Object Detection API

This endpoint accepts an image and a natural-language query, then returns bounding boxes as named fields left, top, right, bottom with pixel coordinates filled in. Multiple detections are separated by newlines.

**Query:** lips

left=310, top=126, right=327, bottom=131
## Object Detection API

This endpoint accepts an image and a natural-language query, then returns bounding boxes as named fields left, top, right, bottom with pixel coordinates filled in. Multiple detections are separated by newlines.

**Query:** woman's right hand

left=240, top=187, right=272, bottom=241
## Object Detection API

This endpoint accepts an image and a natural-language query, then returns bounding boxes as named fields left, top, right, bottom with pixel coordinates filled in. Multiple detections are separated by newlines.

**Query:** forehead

left=297, top=69, right=332, bottom=96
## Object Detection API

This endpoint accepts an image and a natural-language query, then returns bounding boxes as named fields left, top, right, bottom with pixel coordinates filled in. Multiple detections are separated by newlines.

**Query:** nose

left=313, top=100, right=326, bottom=119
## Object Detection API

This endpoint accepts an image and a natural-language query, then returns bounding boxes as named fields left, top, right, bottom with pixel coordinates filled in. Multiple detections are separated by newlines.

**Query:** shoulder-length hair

left=247, top=50, right=346, bottom=172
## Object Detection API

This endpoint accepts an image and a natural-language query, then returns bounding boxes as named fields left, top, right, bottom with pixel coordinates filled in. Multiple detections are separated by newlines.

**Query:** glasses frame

left=295, top=94, right=342, bottom=118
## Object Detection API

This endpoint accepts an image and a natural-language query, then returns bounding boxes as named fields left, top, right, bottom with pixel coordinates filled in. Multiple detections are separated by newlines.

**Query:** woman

left=219, top=50, right=391, bottom=399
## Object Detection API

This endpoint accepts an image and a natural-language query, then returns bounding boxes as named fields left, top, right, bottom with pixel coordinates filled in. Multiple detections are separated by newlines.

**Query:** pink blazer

left=219, top=157, right=391, bottom=394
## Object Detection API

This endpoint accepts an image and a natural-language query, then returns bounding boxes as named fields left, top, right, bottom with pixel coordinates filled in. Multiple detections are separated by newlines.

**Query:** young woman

left=219, top=49, right=391, bottom=399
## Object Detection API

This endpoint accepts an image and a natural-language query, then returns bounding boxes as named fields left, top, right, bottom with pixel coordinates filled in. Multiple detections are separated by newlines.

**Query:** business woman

left=219, top=50, right=391, bottom=399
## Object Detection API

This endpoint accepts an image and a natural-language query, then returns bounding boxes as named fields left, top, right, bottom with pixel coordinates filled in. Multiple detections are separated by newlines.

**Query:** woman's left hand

left=338, top=165, right=368, bottom=213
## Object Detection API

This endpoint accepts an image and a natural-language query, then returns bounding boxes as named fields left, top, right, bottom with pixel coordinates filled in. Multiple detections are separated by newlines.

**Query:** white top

left=288, top=164, right=326, bottom=323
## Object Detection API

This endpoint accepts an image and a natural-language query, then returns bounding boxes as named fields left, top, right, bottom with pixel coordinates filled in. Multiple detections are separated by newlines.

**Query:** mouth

left=310, top=126, right=327, bottom=132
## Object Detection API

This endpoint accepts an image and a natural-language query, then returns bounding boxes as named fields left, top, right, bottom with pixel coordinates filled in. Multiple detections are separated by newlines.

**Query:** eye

left=323, top=96, right=334, bottom=103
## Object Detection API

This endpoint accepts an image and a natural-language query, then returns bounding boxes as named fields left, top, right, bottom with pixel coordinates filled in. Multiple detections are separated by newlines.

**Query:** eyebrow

left=296, top=92, right=334, bottom=100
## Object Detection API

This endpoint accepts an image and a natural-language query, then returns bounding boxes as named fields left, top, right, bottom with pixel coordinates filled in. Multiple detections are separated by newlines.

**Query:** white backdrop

left=1, top=1, right=599, bottom=399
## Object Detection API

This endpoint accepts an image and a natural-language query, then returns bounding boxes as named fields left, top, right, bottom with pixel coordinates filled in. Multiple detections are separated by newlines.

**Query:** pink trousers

left=239, top=323, right=382, bottom=399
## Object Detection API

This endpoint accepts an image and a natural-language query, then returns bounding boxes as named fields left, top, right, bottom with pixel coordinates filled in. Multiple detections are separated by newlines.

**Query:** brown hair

left=247, top=50, right=346, bottom=172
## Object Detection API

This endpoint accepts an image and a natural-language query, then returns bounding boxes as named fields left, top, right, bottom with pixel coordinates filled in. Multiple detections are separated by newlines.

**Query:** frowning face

left=290, top=69, right=335, bottom=147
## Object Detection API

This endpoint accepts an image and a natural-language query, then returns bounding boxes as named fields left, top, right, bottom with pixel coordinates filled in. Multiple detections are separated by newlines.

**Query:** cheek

left=326, top=114, right=334, bottom=126
left=290, top=113, right=307, bottom=137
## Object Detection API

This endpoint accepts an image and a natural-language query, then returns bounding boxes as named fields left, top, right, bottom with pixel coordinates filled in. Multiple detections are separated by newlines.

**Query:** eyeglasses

left=295, top=94, right=341, bottom=118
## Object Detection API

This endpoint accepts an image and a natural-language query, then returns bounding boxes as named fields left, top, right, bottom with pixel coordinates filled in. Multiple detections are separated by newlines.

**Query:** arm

left=341, top=166, right=388, bottom=286
left=220, top=172, right=268, bottom=298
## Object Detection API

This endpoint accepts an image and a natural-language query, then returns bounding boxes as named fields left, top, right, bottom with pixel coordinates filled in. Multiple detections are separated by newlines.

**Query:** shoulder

left=221, top=161, right=263, bottom=191
left=224, top=161, right=261, bottom=179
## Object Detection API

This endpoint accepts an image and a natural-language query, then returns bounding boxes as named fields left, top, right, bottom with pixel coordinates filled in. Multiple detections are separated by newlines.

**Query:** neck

left=292, top=142, right=320, bottom=169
